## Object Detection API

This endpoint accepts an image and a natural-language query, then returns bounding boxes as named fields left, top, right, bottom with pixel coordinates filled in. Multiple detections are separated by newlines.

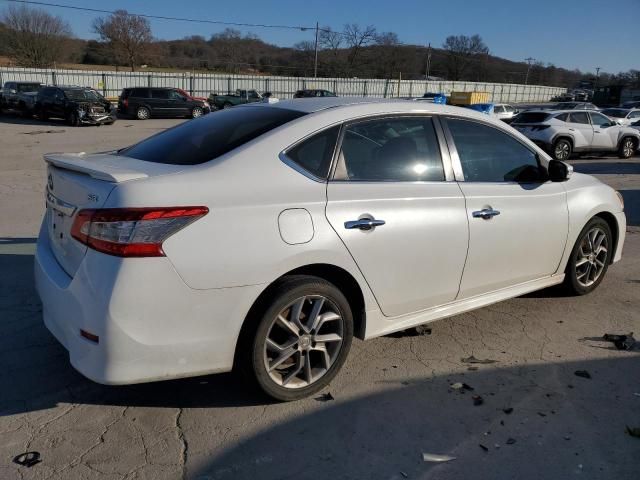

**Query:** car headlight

left=616, top=191, right=624, bottom=210
left=203, top=102, right=210, bottom=108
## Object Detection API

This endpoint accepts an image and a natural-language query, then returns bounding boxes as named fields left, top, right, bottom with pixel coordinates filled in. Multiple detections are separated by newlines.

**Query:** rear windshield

left=512, top=112, right=550, bottom=123
left=17, top=83, right=41, bottom=93
left=63, top=89, right=101, bottom=101
left=120, top=106, right=307, bottom=165
left=601, top=109, right=626, bottom=118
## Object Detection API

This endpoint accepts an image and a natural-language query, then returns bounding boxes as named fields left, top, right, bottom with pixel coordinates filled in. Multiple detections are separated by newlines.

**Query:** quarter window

left=337, top=117, right=444, bottom=182
left=447, top=118, right=542, bottom=183
left=285, top=126, right=340, bottom=180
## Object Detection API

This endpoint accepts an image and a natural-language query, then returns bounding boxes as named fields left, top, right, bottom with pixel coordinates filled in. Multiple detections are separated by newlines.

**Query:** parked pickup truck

left=208, top=89, right=269, bottom=110
left=0, top=81, right=43, bottom=116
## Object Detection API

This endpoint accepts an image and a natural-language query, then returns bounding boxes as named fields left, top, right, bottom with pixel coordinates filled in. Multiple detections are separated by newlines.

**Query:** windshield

left=120, top=106, right=306, bottom=165
left=62, top=89, right=101, bottom=101
left=17, top=83, right=41, bottom=93
left=512, top=112, right=550, bottom=123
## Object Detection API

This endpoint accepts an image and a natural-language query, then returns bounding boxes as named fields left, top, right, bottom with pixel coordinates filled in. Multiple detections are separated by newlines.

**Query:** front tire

left=191, top=106, right=204, bottom=118
left=240, top=275, right=354, bottom=401
left=563, top=217, right=613, bottom=295
left=553, top=138, right=572, bottom=160
left=618, top=137, right=637, bottom=159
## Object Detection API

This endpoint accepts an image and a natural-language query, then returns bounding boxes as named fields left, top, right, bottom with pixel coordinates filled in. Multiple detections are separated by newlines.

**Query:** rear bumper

left=34, top=220, right=264, bottom=384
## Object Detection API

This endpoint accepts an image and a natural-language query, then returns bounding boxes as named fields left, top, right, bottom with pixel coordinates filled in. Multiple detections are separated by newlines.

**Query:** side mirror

left=548, top=159, right=572, bottom=182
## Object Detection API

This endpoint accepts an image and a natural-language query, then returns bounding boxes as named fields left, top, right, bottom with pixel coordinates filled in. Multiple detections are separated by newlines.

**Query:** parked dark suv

left=35, top=86, right=116, bottom=126
left=118, top=87, right=210, bottom=120
left=293, top=89, right=337, bottom=98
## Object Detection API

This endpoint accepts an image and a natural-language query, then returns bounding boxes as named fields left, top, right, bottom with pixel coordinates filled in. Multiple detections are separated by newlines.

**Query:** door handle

left=344, top=218, right=386, bottom=231
left=472, top=208, right=500, bottom=220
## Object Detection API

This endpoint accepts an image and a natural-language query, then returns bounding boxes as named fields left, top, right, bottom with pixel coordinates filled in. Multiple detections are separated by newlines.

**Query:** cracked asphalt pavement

left=1, top=116, right=639, bottom=480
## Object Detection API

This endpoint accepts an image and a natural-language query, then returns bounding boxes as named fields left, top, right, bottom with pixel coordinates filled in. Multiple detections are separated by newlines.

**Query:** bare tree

left=442, top=34, right=489, bottom=80
left=343, top=23, right=377, bottom=73
left=374, top=31, right=401, bottom=78
left=1, top=5, right=72, bottom=67
left=93, top=10, right=152, bottom=71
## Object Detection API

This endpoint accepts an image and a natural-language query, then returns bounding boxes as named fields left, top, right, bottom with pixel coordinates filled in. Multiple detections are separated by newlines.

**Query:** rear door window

left=151, top=89, right=171, bottom=99
left=337, top=116, right=445, bottom=182
left=120, top=106, right=306, bottom=165
left=132, top=88, right=150, bottom=98
left=568, top=112, right=590, bottom=124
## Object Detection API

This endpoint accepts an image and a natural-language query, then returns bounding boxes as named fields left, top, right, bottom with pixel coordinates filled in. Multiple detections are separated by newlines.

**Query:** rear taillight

left=123, top=98, right=129, bottom=108
left=71, top=207, right=208, bottom=257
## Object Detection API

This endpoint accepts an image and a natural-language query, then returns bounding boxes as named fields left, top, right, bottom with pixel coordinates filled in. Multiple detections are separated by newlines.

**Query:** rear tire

left=618, top=137, right=637, bottom=159
left=223, top=102, right=233, bottom=109
left=136, top=106, right=150, bottom=120
left=563, top=217, right=613, bottom=295
left=191, top=106, right=204, bottom=118
left=68, top=111, right=80, bottom=127
left=238, top=275, right=353, bottom=401
left=553, top=138, right=572, bottom=160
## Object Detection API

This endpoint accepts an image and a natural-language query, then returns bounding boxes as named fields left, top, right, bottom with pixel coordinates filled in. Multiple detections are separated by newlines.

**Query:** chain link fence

left=0, top=67, right=566, bottom=103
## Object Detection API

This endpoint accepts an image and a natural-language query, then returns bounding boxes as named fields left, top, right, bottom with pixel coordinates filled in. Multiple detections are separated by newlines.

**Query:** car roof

left=266, top=97, right=482, bottom=116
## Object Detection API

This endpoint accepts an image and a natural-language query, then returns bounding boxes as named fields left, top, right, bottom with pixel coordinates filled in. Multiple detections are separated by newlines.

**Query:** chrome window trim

left=328, top=113, right=454, bottom=183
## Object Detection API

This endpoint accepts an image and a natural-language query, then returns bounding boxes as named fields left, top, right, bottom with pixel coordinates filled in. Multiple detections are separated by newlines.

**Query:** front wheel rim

left=263, top=295, right=344, bottom=389
left=192, top=107, right=203, bottom=117
left=623, top=140, right=634, bottom=157
left=575, top=227, right=608, bottom=287
left=555, top=142, right=570, bottom=160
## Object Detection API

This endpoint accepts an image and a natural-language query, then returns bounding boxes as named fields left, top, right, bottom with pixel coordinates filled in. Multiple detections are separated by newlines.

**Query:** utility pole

left=524, top=57, right=534, bottom=85
left=425, top=42, right=432, bottom=81
left=314, top=22, right=319, bottom=78
left=594, top=66, right=601, bottom=91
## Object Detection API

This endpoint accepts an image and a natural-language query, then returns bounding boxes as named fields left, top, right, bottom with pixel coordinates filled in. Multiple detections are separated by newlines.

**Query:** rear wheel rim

left=623, top=139, right=634, bottom=157
left=263, top=295, right=344, bottom=389
left=575, top=226, right=608, bottom=288
left=555, top=141, right=570, bottom=160
left=137, top=108, right=149, bottom=119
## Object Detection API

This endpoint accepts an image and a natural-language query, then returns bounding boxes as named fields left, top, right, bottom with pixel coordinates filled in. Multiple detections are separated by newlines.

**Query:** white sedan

left=35, top=98, right=626, bottom=401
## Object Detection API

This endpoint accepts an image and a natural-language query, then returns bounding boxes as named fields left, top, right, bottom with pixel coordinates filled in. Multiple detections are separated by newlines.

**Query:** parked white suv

left=512, top=110, right=640, bottom=160
left=493, top=103, right=518, bottom=122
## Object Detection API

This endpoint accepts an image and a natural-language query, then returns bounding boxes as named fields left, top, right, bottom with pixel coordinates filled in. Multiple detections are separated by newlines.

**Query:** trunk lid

left=43, top=152, right=185, bottom=276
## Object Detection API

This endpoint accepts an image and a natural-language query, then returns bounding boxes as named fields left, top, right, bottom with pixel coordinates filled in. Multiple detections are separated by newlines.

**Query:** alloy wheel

left=554, top=141, right=570, bottom=160
left=137, top=107, right=149, bottom=120
left=622, top=139, right=635, bottom=158
left=575, top=227, right=608, bottom=288
left=263, top=295, right=344, bottom=389
left=192, top=107, right=203, bottom=118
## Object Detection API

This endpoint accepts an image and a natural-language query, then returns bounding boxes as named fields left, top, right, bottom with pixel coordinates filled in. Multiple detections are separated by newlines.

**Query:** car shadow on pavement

left=620, top=190, right=640, bottom=226
left=571, top=161, right=640, bottom=176
left=0, top=114, right=69, bottom=127
left=187, top=357, right=639, bottom=480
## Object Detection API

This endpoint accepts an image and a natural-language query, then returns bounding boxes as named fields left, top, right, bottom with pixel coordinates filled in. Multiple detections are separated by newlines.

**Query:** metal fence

left=0, top=67, right=566, bottom=103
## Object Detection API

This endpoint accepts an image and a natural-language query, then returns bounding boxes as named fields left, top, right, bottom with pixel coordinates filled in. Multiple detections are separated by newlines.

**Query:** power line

left=2, top=0, right=316, bottom=31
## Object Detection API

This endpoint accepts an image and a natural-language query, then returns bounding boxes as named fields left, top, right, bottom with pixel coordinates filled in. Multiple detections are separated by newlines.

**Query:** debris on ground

left=479, top=444, right=489, bottom=452
left=564, top=436, right=571, bottom=441
left=450, top=382, right=474, bottom=391
left=414, top=325, right=432, bottom=336
left=603, top=332, right=637, bottom=351
left=461, top=355, right=498, bottom=364
left=472, top=395, right=484, bottom=406
left=422, top=453, right=456, bottom=463
left=22, top=130, right=66, bottom=135
left=634, top=393, right=640, bottom=397
left=400, top=471, right=408, bottom=478
left=506, top=438, right=516, bottom=445
left=315, top=392, right=335, bottom=402
left=538, top=412, right=547, bottom=417
left=574, top=370, right=591, bottom=379
left=625, top=426, right=640, bottom=438
left=13, top=452, right=41, bottom=467
left=503, top=407, right=514, bottom=414
left=467, top=366, right=479, bottom=371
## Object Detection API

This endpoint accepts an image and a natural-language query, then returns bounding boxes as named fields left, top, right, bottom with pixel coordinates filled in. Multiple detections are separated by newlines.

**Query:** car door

left=589, top=112, right=617, bottom=150
left=442, top=117, right=569, bottom=299
left=325, top=115, right=469, bottom=317
left=169, top=89, right=190, bottom=116
left=149, top=89, right=171, bottom=116
left=566, top=111, right=594, bottom=150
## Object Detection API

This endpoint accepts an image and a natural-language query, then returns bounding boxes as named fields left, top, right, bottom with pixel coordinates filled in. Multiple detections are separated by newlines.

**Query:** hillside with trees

left=1, top=4, right=638, bottom=90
